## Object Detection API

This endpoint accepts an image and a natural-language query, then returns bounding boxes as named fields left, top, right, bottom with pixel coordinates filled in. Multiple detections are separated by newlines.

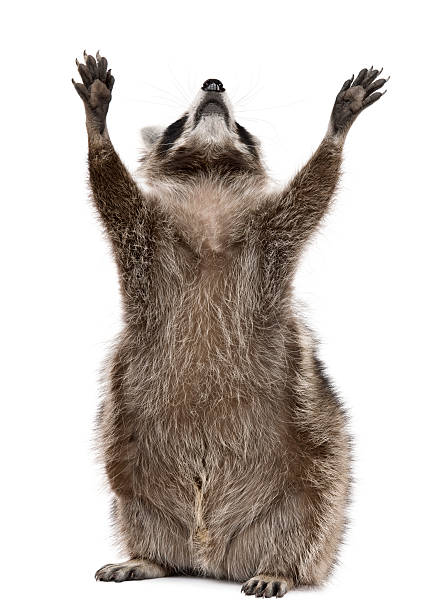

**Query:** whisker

left=232, top=84, right=264, bottom=108
left=167, top=63, right=192, bottom=104
left=121, top=95, right=184, bottom=110
left=231, top=70, right=263, bottom=107
left=138, top=79, right=188, bottom=106
left=236, top=100, right=304, bottom=112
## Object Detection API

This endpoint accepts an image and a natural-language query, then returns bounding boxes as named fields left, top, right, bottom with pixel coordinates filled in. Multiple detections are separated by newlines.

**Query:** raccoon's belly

left=106, top=308, right=290, bottom=547
left=117, top=316, right=289, bottom=494
left=106, top=366, right=286, bottom=497
left=138, top=316, right=288, bottom=414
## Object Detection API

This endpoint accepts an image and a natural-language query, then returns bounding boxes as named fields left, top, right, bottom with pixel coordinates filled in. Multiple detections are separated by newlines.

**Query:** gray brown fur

left=73, top=53, right=387, bottom=598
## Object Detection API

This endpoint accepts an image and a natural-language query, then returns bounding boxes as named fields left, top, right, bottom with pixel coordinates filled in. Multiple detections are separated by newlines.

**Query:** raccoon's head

left=139, top=79, right=265, bottom=185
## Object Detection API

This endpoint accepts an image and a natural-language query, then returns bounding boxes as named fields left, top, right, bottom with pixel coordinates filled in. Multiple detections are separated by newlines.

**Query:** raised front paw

left=330, top=67, right=388, bottom=137
left=72, top=51, right=115, bottom=134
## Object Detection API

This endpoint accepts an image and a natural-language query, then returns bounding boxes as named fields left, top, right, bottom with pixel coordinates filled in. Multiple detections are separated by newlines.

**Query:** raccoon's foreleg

left=270, top=136, right=343, bottom=252
left=72, top=52, right=162, bottom=296
left=260, top=68, right=387, bottom=258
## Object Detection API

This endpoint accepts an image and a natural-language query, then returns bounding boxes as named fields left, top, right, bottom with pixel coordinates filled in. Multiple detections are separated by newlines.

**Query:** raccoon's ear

left=141, top=126, right=164, bottom=152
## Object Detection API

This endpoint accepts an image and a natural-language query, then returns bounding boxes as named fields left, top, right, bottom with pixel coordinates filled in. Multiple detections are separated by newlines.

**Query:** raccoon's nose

left=202, top=79, right=225, bottom=93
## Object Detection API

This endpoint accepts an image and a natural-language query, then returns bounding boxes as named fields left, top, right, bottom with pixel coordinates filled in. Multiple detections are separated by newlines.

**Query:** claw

left=97, top=49, right=101, bottom=61
left=75, top=58, right=79, bottom=67
left=83, top=49, right=88, bottom=62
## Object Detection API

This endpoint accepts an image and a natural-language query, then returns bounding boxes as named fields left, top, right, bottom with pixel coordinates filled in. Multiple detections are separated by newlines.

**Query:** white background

left=2, top=1, right=440, bottom=610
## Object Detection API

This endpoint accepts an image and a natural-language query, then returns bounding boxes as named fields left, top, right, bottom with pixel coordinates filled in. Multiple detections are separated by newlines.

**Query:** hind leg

left=96, top=495, right=193, bottom=582
left=226, top=489, right=346, bottom=598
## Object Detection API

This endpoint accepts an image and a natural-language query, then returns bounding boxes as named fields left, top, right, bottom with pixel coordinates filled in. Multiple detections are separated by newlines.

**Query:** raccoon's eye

left=158, top=114, right=188, bottom=153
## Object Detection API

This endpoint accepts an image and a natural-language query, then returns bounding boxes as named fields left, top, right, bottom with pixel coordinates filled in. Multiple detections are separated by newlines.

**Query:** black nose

left=202, top=79, right=225, bottom=93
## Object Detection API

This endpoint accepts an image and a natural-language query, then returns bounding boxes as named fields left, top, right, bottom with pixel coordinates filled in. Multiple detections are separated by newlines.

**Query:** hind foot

left=241, top=574, right=294, bottom=598
left=95, top=559, right=168, bottom=582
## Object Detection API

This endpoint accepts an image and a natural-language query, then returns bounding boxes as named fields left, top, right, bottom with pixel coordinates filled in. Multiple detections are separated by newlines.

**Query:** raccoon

left=73, top=53, right=387, bottom=598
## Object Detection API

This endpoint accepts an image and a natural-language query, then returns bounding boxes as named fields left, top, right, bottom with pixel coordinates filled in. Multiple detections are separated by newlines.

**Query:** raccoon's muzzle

left=195, top=91, right=229, bottom=125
